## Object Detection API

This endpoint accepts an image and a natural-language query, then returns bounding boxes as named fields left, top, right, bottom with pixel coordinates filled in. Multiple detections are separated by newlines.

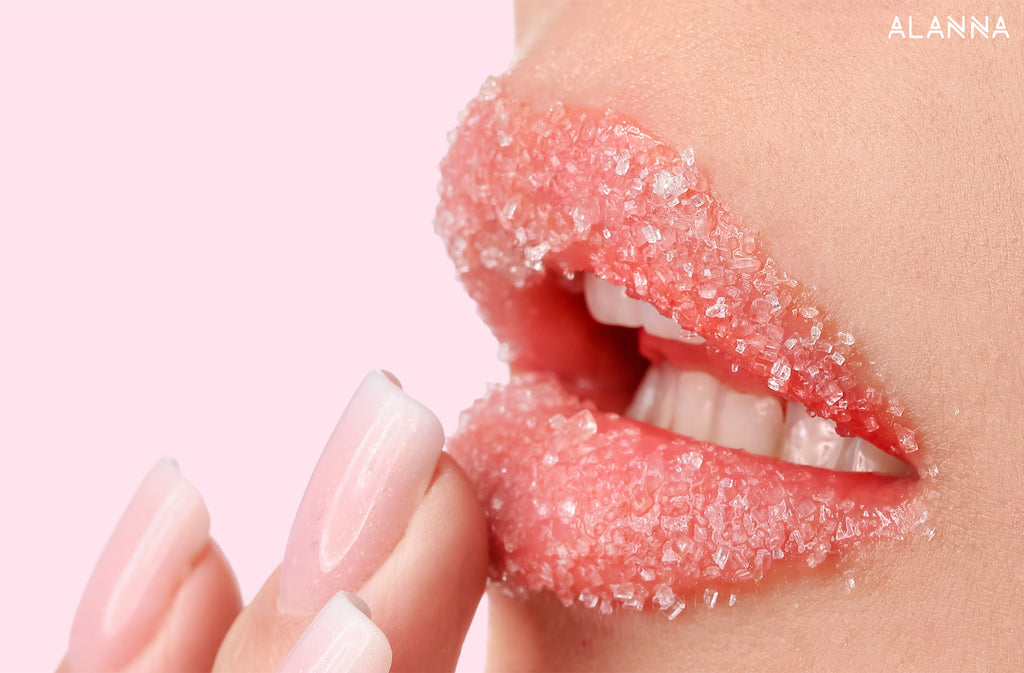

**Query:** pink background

left=0, top=3, right=512, bottom=670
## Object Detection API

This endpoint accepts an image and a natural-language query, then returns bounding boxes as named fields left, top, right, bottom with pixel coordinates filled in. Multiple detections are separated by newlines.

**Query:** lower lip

left=447, top=375, right=922, bottom=616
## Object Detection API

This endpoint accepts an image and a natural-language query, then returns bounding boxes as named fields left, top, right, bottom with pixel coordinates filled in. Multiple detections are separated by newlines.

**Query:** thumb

left=213, top=371, right=488, bottom=673
left=359, top=452, right=488, bottom=671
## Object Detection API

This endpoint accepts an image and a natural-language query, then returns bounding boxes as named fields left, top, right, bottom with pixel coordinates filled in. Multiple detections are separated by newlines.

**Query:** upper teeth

left=584, top=273, right=706, bottom=344
left=584, top=273, right=906, bottom=476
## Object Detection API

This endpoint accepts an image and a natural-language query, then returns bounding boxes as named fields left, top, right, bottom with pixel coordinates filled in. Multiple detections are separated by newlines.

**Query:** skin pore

left=481, top=2, right=1024, bottom=671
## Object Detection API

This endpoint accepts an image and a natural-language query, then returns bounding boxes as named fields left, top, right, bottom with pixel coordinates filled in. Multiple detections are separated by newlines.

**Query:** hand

left=59, top=370, right=488, bottom=673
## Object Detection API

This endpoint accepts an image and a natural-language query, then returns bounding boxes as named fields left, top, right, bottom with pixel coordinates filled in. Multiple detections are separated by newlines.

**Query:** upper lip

left=438, top=77, right=920, bottom=469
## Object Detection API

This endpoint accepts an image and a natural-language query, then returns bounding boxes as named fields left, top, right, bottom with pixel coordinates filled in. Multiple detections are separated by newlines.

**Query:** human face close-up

left=437, top=2, right=1023, bottom=670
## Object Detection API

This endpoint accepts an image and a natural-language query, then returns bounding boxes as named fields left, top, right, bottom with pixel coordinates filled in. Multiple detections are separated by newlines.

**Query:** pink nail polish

left=66, top=459, right=210, bottom=672
left=277, top=370, right=444, bottom=615
left=277, top=592, right=392, bottom=673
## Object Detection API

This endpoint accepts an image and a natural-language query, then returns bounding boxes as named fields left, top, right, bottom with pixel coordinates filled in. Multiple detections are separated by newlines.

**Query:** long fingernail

left=66, top=459, right=210, bottom=672
left=277, top=592, right=392, bottom=673
left=277, top=370, right=444, bottom=615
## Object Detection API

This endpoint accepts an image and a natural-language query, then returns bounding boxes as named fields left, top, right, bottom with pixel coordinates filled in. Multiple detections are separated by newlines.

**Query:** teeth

left=624, top=365, right=663, bottom=423
left=586, top=275, right=905, bottom=476
left=837, top=438, right=910, bottom=477
left=584, top=273, right=705, bottom=344
left=670, top=370, right=719, bottom=442
left=584, top=273, right=643, bottom=327
left=779, top=402, right=847, bottom=470
left=648, top=364, right=682, bottom=429
left=712, top=389, right=784, bottom=457
left=641, top=303, right=683, bottom=340
left=623, top=364, right=907, bottom=476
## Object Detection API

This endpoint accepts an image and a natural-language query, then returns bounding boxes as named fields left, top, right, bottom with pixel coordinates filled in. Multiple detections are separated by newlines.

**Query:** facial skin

left=480, top=2, right=1024, bottom=671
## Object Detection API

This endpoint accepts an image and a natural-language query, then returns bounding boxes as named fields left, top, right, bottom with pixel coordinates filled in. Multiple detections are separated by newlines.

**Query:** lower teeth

left=624, top=363, right=907, bottom=476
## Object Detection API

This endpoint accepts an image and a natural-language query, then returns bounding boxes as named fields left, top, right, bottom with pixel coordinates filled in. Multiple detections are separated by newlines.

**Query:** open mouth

left=436, top=76, right=928, bottom=617
left=586, top=273, right=909, bottom=477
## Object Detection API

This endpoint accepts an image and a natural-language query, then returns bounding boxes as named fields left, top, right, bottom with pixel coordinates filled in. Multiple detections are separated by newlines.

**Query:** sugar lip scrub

left=436, top=76, right=927, bottom=616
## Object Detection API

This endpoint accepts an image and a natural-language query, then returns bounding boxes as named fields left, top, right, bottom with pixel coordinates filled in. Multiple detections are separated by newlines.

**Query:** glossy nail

left=277, top=592, right=392, bottom=673
left=66, top=458, right=210, bottom=671
left=277, top=370, right=444, bottom=615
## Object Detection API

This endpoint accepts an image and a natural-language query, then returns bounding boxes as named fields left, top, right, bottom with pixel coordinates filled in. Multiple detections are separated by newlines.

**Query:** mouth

left=436, top=76, right=928, bottom=617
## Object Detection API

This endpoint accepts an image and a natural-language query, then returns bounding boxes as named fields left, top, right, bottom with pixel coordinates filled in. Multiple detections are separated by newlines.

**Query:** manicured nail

left=277, top=592, right=392, bottom=673
left=277, top=370, right=444, bottom=615
left=66, top=459, right=210, bottom=672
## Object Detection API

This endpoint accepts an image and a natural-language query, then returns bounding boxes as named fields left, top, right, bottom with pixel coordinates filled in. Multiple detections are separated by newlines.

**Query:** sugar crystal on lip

left=816, top=380, right=843, bottom=406
left=578, top=590, right=599, bottom=609
left=558, top=498, right=577, bottom=522
left=501, top=198, right=518, bottom=222
left=611, top=583, right=646, bottom=611
left=478, top=75, right=500, bottom=100
left=698, top=284, right=717, bottom=299
left=436, top=75, right=924, bottom=617
left=705, top=298, right=729, bottom=318
left=652, top=169, right=687, bottom=200
left=653, top=584, right=674, bottom=607
left=896, top=425, right=918, bottom=453
left=641, top=224, right=662, bottom=244
left=769, top=359, right=792, bottom=391
left=524, top=241, right=551, bottom=271
left=751, top=297, right=772, bottom=323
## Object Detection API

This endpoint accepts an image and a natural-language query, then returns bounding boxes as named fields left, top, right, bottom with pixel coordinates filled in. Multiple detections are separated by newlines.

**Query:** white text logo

left=889, top=15, right=1010, bottom=39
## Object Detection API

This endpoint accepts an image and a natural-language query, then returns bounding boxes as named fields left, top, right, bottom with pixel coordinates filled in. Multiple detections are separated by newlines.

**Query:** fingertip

left=277, top=369, right=445, bottom=615
left=277, top=592, right=392, bottom=673
left=66, top=459, right=211, bottom=671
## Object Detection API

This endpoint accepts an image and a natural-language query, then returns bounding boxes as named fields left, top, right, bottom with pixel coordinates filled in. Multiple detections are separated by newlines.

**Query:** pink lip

left=435, top=76, right=928, bottom=615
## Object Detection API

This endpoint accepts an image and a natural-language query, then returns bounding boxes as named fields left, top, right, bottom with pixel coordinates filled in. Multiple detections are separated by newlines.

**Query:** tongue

left=639, top=330, right=772, bottom=396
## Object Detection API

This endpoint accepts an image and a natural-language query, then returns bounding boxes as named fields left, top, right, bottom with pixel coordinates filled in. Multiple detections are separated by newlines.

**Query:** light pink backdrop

left=0, top=3, right=512, bottom=671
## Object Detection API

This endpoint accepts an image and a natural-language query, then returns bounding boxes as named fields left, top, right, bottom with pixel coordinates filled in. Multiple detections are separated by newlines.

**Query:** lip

left=436, top=76, right=928, bottom=615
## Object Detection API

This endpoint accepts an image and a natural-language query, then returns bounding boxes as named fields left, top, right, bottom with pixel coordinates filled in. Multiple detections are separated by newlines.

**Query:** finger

left=216, top=457, right=487, bottom=673
left=360, top=453, right=488, bottom=672
left=213, top=371, right=488, bottom=672
left=276, top=593, right=391, bottom=673
left=62, top=459, right=242, bottom=673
